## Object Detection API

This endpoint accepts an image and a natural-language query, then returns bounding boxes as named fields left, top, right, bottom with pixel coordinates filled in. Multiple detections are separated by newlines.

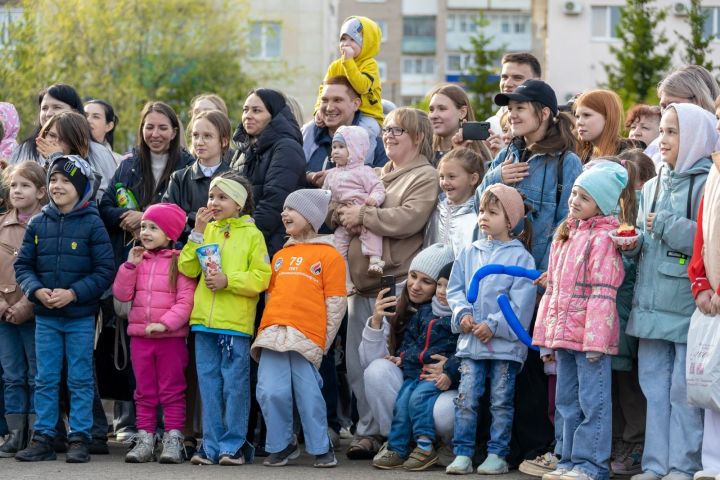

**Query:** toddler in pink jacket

left=323, top=125, right=385, bottom=277
left=533, top=161, right=630, bottom=480
left=112, top=203, right=196, bottom=464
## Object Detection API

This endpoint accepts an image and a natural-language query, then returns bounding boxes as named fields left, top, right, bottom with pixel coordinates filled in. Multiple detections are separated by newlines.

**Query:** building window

left=591, top=6, right=621, bottom=40
left=377, top=20, right=388, bottom=43
left=402, top=56, right=436, bottom=75
left=501, top=15, right=510, bottom=34
left=446, top=53, right=474, bottom=74
left=403, top=16, right=436, bottom=53
left=703, top=7, right=720, bottom=41
left=378, top=61, right=388, bottom=82
left=249, top=21, right=282, bottom=59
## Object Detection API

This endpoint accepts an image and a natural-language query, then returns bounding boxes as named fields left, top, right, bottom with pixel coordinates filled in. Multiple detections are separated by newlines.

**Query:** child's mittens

left=586, top=351, right=604, bottom=363
left=145, top=323, right=168, bottom=336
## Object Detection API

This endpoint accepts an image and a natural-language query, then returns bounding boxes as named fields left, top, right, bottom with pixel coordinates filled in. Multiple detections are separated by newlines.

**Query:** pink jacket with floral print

left=533, top=215, right=624, bottom=354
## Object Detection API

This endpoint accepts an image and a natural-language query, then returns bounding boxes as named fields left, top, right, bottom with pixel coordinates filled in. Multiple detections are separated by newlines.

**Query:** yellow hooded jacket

left=316, top=16, right=383, bottom=125
left=178, top=215, right=271, bottom=336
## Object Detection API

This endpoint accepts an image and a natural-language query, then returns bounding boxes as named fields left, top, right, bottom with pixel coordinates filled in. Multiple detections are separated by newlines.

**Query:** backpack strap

left=650, top=166, right=664, bottom=213
left=555, top=150, right=566, bottom=206
left=687, top=174, right=696, bottom=219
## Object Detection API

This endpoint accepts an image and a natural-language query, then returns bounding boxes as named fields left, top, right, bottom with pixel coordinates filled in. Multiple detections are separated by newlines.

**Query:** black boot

left=0, top=414, right=28, bottom=457
left=15, top=434, right=56, bottom=462
left=65, top=435, right=90, bottom=463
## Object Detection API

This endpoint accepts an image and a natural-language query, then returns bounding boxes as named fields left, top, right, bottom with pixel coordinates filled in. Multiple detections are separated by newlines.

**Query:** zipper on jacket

left=55, top=215, right=64, bottom=280
left=418, top=318, right=438, bottom=373
left=146, top=258, right=157, bottom=326
left=206, top=229, right=230, bottom=328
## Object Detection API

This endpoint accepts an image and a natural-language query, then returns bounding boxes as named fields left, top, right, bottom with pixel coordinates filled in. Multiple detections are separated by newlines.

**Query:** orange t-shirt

left=260, top=242, right=347, bottom=350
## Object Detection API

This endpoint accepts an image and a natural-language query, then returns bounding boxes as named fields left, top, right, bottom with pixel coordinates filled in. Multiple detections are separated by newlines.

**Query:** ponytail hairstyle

left=437, top=147, right=485, bottom=189
left=526, top=102, right=576, bottom=155
left=168, top=237, right=179, bottom=290
left=479, top=188, right=533, bottom=251
left=554, top=156, right=638, bottom=242
left=617, top=148, right=656, bottom=188
left=215, top=170, right=254, bottom=217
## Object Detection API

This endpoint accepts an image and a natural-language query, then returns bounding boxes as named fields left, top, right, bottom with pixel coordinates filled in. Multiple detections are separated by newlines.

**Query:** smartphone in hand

left=462, top=121, right=491, bottom=141
left=380, top=275, right=396, bottom=314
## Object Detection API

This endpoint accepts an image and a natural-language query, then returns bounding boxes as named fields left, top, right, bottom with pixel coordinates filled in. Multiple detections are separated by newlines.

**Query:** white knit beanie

left=409, top=244, right=455, bottom=282
left=283, top=189, right=331, bottom=233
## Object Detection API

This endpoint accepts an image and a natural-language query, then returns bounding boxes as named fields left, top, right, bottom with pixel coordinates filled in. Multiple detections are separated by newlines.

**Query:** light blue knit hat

left=574, top=161, right=628, bottom=215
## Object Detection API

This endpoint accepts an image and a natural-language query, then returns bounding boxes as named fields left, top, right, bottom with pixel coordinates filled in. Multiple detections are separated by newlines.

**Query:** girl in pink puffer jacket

left=533, top=161, right=631, bottom=480
left=112, top=203, right=196, bottom=464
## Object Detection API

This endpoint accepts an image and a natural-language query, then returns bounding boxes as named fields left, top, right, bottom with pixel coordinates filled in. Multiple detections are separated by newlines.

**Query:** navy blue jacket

left=15, top=194, right=115, bottom=319
left=99, top=149, right=194, bottom=270
left=397, top=302, right=460, bottom=387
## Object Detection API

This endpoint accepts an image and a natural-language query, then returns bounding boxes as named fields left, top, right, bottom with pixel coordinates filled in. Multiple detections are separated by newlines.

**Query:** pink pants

left=334, top=225, right=382, bottom=258
left=130, top=336, right=188, bottom=432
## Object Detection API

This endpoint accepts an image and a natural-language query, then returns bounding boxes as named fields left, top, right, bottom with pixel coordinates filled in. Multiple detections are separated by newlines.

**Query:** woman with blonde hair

left=334, top=107, right=441, bottom=460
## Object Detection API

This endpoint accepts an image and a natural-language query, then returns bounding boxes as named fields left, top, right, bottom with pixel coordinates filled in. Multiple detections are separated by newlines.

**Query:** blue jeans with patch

left=33, top=315, right=95, bottom=440
left=0, top=321, right=36, bottom=414
left=555, top=349, right=612, bottom=480
left=386, top=378, right=442, bottom=458
left=638, top=339, right=702, bottom=476
left=195, top=332, right=252, bottom=462
left=452, top=359, right=519, bottom=458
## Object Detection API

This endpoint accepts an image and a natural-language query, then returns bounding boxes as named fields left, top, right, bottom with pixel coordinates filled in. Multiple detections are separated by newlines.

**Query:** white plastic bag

left=686, top=308, right=720, bottom=411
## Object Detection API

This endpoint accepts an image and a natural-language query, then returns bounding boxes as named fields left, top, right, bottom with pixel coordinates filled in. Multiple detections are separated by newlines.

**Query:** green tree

left=676, top=0, right=715, bottom=72
left=0, top=0, right=255, bottom=151
left=603, top=0, right=674, bottom=108
left=462, top=14, right=505, bottom=120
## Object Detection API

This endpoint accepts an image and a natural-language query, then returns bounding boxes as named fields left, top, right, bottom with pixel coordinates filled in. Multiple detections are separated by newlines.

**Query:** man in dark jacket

left=304, top=76, right=387, bottom=188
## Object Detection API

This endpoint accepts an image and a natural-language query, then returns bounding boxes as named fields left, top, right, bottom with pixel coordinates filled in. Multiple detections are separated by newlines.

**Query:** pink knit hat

left=142, top=203, right=187, bottom=243
left=485, top=184, right=525, bottom=229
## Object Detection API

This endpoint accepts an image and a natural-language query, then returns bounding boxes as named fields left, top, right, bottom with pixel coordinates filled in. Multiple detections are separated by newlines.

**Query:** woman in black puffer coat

left=231, top=89, right=306, bottom=257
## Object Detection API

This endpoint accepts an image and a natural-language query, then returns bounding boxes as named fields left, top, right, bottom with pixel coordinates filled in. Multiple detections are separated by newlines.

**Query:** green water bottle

left=115, top=183, right=139, bottom=210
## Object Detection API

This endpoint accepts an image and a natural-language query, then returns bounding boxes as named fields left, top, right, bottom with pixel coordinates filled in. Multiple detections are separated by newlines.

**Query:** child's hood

left=672, top=103, right=718, bottom=174
left=284, top=233, right=337, bottom=249
left=346, top=16, right=382, bottom=62
left=335, top=125, right=370, bottom=170
left=43, top=156, right=97, bottom=217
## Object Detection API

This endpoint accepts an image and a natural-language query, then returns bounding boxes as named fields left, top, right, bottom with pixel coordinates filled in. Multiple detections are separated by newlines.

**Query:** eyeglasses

left=382, top=127, right=406, bottom=137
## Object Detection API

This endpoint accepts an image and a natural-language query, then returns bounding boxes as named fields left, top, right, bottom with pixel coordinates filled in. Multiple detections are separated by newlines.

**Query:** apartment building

left=338, top=0, right=534, bottom=106
left=545, top=0, right=720, bottom=102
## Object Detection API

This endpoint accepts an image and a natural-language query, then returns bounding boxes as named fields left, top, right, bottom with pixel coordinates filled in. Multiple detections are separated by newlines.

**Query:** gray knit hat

left=340, top=17, right=363, bottom=47
left=409, top=244, right=455, bottom=282
left=284, top=189, right=331, bottom=233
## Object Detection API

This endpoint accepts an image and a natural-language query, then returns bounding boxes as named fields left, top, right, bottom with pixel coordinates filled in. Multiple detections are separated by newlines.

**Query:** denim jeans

left=638, top=339, right=703, bottom=476
left=257, top=349, right=329, bottom=455
left=386, top=378, right=442, bottom=458
left=453, top=359, right=519, bottom=458
left=34, top=315, right=95, bottom=440
left=195, top=332, right=252, bottom=462
left=0, top=320, right=36, bottom=414
left=555, top=349, right=612, bottom=480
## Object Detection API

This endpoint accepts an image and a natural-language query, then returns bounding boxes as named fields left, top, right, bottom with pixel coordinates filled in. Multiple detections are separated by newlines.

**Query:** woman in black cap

left=231, top=88, right=306, bottom=258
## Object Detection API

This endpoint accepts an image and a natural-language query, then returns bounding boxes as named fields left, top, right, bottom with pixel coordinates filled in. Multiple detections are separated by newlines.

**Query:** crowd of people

left=0, top=13, right=719, bottom=480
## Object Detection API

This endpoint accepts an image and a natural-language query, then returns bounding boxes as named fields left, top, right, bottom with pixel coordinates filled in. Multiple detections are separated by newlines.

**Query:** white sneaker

left=544, top=468, right=571, bottom=480
left=446, top=455, right=473, bottom=475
